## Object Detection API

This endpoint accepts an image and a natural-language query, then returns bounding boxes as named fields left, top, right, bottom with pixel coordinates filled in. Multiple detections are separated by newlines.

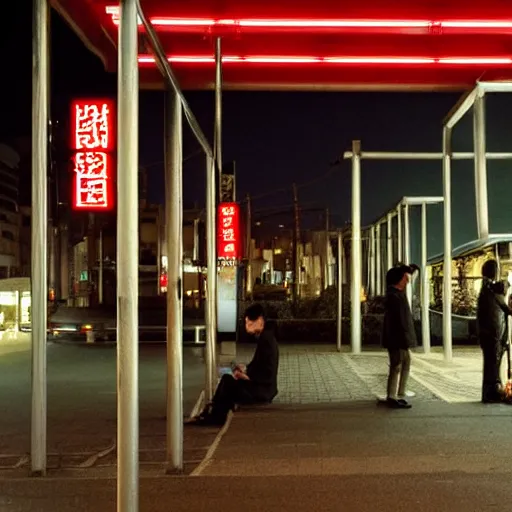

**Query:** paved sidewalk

left=236, top=344, right=484, bottom=404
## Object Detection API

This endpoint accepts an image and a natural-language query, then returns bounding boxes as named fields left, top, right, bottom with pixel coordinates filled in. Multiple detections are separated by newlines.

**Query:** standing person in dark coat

left=382, top=265, right=418, bottom=409
left=192, top=303, right=279, bottom=426
left=477, top=259, right=511, bottom=403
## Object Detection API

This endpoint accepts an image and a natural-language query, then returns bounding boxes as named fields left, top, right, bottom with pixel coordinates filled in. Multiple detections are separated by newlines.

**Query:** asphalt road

left=0, top=336, right=205, bottom=457
left=1, top=473, right=511, bottom=512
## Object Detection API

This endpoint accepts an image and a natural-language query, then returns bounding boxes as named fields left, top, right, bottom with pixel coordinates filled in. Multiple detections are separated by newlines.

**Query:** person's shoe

left=387, top=397, right=412, bottom=409
left=188, top=414, right=225, bottom=427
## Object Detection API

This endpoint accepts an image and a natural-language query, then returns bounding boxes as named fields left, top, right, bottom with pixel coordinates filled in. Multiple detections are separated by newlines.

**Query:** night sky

left=3, top=3, right=512, bottom=262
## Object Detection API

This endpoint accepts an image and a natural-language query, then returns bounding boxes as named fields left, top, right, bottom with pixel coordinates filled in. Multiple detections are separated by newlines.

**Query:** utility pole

left=292, top=183, right=301, bottom=303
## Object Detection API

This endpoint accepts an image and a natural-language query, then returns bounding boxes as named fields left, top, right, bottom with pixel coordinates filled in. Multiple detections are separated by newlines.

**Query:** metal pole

left=350, top=140, right=362, bottom=354
left=324, top=208, right=330, bottom=289
left=99, top=229, right=103, bottom=304
left=214, top=38, right=223, bottom=201
left=375, top=223, right=382, bottom=295
left=442, top=127, right=453, bottom=362
left=420, top=202, right=431, bottom=354
left=193, top=218, right=199, bottom=262
left=205, top=154, right=217, bottom=402
left=369, top=226, right=375, bottom=297
left=117, top=0, right=139, bottom=508
left=245, top=194, right=252, bottom=296
left=292, top=183, right=301, bottom=302
left=342, top=151, right=512, bottom=160
left=337, top=231, right=343, bottom=352
left=397, top=206, right=403, bottom=262
left=31, top=0, right=49, bottom=477
left=386, top=213, right=393, bottom=269
left=473, top=93, right=489, bottom=240
left=165, top=90, right=183, bottom=473
left=404, top=204, right=412, bottom=306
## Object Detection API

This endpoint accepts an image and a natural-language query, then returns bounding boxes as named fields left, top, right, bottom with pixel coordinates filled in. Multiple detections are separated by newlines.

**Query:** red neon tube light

left=137, top=55, right=512, bottom=66
left=105, top=7, right=512, bottom=31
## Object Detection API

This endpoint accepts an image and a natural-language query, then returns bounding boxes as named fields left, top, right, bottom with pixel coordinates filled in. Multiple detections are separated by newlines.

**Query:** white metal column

left=369, top=226, right=375, bottom=297
left=337, top=231, right=343, bottom=352
left=165, top=90, right=183, bottom=473
left=350, top=140, right=362, bottom=354
left=31, top=0, right=49, bottom=477
left=473, top=93, right=489, bottom=240
left=215, top=37, right=223, bottom=198
left=404, top=204, right=412, bottom=306
left=397, top=205, right=403, bottom=262
left=442, top=128, right=453, bottom=362
left=375, top=223, right=382, bottom=295
left=420, top=202, right=431, bottom=353
left=117, top=0, right=139, bottom=508
left=386, top=213, right=393, bottom=270
left=205, top=154, right=217, bottom=401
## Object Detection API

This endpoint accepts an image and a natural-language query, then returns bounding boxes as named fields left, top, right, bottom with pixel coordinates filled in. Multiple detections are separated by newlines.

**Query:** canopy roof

left=52, top=0, right=512, bottom=90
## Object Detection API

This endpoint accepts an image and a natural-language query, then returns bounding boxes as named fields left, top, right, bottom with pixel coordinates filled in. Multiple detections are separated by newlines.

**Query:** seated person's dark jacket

left=246, top=330, right=279, bottom=402
left=382, top=286, right=417, bottom=350
left=477, top=279, right=509, bottom=346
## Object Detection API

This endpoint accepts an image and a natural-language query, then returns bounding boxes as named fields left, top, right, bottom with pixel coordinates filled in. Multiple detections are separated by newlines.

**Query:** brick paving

left=235, top=344, right=486, bottom=404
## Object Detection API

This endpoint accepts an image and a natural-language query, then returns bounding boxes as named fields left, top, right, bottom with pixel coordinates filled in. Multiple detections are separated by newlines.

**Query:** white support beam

left=369, top=226, right=376, bottom=297
left=420, top=202, right=431, bottom=354
left=404, top=204, right=412, bottom=306
left=478, top=81, right=512, bottom=93
left=117, top=0, right=140, bottom=507
left=350, top=140, right=362, bottom=355
left=375, top=223, right=382, bottom=295
left=386, top=213, right=393, bottom=270
left=397, top=205, right=403, bottom=262
left=31, top=0, right=49, bottom=478
left=442, top=127, right=453, bottom=362
left=342, top=151, right=512, bottom=160
left=473, top=93, right=489, bottom=239
left=444, top=87, right=479, bottom=129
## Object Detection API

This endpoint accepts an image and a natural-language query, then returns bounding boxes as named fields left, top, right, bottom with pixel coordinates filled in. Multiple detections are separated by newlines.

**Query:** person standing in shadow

left=477, top=259, right=511, bottom=403
left=382, top=265, right=418, bottom=409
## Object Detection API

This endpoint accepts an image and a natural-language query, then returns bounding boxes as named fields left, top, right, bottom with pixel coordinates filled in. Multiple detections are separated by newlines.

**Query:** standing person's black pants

left=481, top=339, right=505, bottom=402
left=209, top=374, right=261, bottom=423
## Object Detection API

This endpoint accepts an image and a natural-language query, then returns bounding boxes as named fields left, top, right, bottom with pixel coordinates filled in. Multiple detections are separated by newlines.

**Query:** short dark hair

left=244, top=303, right=265, bottom=321
left=386, top=264, right=417, bottom=287
left=482, top=259, right=498, bottom=280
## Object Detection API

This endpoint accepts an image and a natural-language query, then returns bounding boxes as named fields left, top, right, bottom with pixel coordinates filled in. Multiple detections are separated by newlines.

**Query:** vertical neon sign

left=217, top=202, right=240, bottom=260
left=71, top=99, right=115, bottom=210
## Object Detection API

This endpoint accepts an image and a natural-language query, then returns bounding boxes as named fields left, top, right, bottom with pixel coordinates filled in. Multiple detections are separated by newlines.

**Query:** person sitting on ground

left=382, top=264, right=417, bottom=409
left=192, top=303, right=279, bottom=426
left=477, top=260, right=512, bottom=403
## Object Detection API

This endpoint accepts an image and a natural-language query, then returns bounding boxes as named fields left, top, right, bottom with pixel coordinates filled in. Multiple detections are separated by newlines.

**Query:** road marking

left=78, top=441, right=116, bottom=468
left=190, top=411, right=233, bottom=477
left=189, top=390, right=205, bottom=419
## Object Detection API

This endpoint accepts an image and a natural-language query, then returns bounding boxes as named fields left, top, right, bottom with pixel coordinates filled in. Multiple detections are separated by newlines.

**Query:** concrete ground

left=1, top=339, right=511, bottom=511
left=1, top=400, right=511, bottom=511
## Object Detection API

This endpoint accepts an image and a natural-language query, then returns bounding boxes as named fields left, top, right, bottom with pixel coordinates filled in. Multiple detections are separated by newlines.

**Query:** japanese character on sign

left=221, top=205, right=235, bottom=217
left=74, top=152, right=109, bottom=208
left=224, top=243, right=235, bottom=254
left=222, top=216, right=234, bottom=228
left=222, top=228, right=235, bottom=242
left=74, top=103, right=111, bottom=150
